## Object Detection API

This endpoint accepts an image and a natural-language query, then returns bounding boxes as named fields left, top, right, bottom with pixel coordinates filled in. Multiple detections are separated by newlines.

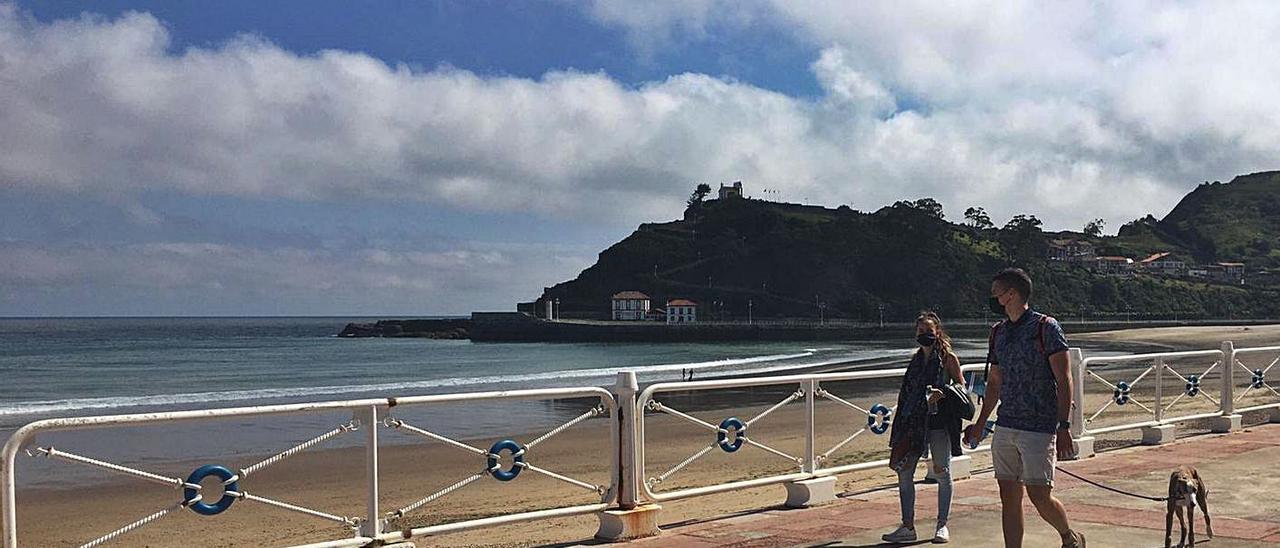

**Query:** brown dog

left=1165, top=465, right=1213, bottom=547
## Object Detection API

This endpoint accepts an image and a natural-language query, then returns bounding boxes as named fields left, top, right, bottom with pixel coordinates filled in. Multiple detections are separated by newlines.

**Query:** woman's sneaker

left=932, top=523, right=950, bottom=543
left=882, top=525, right=917, bottom=543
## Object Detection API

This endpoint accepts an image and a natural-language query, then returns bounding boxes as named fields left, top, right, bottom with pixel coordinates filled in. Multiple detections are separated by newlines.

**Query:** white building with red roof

left=666, top=299, right=698, bottom=324
left=611, top=291, right=650, bottom=321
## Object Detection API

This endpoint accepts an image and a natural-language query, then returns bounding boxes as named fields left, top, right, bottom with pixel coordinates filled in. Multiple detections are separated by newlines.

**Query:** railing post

left=1155, top=358, right=1165, bottom=423
left=596, top=371, right=660, bottom=540
left=1142, top=360, right=1175, bottom=445
left=616, top=371, right=640, bottom=510
left=360, top=405, right=382, bottom=538
left=803, top=379, right=816, bottom=474
left=785, top=378, right=836, bottom=507
left=1221, top=340, right=1236, bottom=415
left=1068, top=348, right=1094, bottom=459
left=1211, top=341, right=1242, bottom=432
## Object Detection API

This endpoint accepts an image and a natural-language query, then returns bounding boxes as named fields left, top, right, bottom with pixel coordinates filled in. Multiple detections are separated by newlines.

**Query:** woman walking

left=882, top=311, right=966, bottom=544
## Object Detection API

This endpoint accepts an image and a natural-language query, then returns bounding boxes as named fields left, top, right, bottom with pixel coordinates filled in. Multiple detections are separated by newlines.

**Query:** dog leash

left=1054, top=465, right=1168, bottom=502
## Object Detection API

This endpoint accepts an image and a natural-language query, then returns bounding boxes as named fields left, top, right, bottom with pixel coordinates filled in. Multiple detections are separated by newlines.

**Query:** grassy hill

left=534, top=173, right=1280, bottom=321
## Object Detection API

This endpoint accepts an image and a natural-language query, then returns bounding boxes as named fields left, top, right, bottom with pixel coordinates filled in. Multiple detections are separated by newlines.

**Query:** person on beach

left=964, top=268, right=1086, bottom=548
left=881, top=311, right=966, bottom=544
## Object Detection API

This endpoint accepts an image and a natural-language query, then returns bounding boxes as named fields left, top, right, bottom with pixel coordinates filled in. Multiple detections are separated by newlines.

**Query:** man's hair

left=993, top=268, right=1033, bottom=300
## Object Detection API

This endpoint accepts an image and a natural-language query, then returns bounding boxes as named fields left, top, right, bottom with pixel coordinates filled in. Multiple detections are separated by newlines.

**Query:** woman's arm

left=944, top=351, right=964, bottom=385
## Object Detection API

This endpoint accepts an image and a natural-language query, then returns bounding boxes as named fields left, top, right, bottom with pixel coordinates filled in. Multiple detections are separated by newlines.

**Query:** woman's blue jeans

left=896, top=428, right=952, bottom=526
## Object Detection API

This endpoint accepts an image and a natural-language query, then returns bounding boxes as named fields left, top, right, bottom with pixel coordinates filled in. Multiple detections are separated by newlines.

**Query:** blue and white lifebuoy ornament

left=717, top=417, right=747, bottom=453
left=1184, top=375, right=1201, bottom=397
left=1252, top=369, right=1266, bottom=389
left=487, top=440, right=525, bottom=482
left=867, top=404, right=892, bottom=435
left=1113, top=381, right=1132, bottom=405
left=184, top=464, right=238, bottom=516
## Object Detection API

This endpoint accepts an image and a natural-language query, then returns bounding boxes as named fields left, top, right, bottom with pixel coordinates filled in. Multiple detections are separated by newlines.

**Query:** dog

left=1165, top=465, right=1213, bottom=547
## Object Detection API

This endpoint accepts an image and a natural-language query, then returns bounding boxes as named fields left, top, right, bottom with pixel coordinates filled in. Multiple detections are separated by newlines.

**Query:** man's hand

left=963, top=423, right=984, bottom=447
left=1056, top=429, right=1076, bottom=459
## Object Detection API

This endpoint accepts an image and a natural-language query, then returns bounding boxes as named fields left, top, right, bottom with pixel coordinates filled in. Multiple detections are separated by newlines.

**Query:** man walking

left=965, top=268, right=1085, bottom=547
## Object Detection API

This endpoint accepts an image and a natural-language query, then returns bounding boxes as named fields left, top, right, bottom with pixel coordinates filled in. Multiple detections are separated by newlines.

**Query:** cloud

left=3, top=3, right=1279, bottom=241
left=0, top=238, right=593, bottom=315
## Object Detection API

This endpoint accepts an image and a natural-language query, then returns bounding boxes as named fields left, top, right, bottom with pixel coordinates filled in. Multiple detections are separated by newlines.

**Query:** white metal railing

left=1233, top=345, right=1280, bottom=414
left=634, top=363, right=991, bottom=503
left=1071, top=342, right=1280, bottom=437
left=5, top=341, right=1280, bottom=547
left=2, top=388, right=617, bottom=548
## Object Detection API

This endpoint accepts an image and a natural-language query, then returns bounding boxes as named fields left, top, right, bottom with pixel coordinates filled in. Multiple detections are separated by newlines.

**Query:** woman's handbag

left=942, top=382, right=976, bottom=421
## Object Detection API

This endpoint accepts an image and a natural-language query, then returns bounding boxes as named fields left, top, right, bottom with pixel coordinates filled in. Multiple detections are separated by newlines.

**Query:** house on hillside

left=718, top=181, right=744, bottom=200
left=1137, top=252, right=1186, bottom=276
left=1048, top=239, right=1097, bottom=263
left=1217, top=262, right=1246, bottom=285
left=611, top=291, right=651, bottom=321
left=666, top=299, right=698, bottom=324
left=646, top=308, right=666, bottom=322
left=1094, top=256, right=1134, bottom=276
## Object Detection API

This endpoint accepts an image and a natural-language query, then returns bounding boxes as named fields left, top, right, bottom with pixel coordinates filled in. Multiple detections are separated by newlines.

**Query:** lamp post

left=878, top=304, right=885, bottom=329
left=748, top=300, right=754, bottom=325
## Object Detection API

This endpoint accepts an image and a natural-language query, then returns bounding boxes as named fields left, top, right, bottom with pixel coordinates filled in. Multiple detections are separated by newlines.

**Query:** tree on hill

left=1084, top=218, right=1106, bottom=237
left=687, top=183, right=712, bottom=207
left=893, top=198, right=944, bottom=219
left=964, top=207, right=994, bottom=229
left=1001, top=214, right=1046, bottom=262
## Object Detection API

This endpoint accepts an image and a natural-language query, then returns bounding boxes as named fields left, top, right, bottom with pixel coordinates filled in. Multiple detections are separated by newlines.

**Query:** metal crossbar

left=26, top=421, right=362, bottom=546
left=646, top=390, right=802, bottom=488
left=1087, top=365, right=1155, bottom=423
left=815, top=387, right=869, bottom=415
left=1161, top=362, right=1221, bottom=414
left=241, top=421, right=358, bottom=479
left=79, top=499, right=193, bottom=548
left=388, top=472, right=488, bottom=520
left=230, top=490, right=359, bottom=526
left=526, top=405, right=605, bottom=450
left=27, top=447, right=196, bottom=490
left=384, top=404, right=608, bottom=523
left=1234, top=358, right=1280, bottom=402
left=384, top=418, right=488, bottom=456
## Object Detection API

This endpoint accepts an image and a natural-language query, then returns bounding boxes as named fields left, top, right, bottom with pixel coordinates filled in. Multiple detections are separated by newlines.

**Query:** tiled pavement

left=621, top=423, right=1280, bottom=547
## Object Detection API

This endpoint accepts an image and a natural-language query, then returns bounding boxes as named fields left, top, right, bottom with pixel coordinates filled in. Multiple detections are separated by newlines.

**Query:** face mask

left=916, top=332, right=937, bottom=347
left=988, top=295, right=1006, bottom=316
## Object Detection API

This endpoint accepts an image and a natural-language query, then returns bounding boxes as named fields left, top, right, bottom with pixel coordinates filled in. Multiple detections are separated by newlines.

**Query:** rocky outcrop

left=338, top=319, right=470, bottom=339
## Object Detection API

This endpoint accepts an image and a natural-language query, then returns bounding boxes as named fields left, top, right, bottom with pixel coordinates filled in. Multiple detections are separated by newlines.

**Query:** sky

left=2, top=1, right=1279, bottom=316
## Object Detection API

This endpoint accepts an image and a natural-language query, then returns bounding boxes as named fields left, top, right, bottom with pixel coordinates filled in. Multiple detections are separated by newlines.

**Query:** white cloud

left=3, top=2, right=1279, bottom=243
left=0, top=238, right=592, bottom=315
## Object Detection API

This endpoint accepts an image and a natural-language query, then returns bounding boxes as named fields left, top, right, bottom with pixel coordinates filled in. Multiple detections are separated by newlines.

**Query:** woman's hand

left=926, top=387, right=944, bottom=404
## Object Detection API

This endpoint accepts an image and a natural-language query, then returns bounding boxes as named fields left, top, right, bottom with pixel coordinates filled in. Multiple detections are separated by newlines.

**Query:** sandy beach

left=4, top=324, right=1278, bottom=547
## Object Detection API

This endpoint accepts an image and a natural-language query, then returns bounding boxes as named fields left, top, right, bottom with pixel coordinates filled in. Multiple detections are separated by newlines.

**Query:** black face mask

left=988, top=296, right=1006, bottom=316
left=916, top=332, right=938, bottom=347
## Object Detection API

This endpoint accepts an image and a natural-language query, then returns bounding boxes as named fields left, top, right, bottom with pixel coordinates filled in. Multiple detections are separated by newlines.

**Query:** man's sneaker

left=1062, top=530, right=1086, bottom=548
left=932, top=523, right=950, bottom=543
left=881, top=525, right=917, bottom=543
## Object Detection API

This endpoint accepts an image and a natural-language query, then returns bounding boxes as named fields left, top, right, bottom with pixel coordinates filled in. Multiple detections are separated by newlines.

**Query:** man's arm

left=1049, top=350, right=1074, bottom=457
left=976, top=363, right=1002, bottom=424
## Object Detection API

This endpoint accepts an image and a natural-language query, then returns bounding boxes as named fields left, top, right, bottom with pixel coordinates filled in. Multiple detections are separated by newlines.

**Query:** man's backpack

left=982, top=314, right=1055, bottom=383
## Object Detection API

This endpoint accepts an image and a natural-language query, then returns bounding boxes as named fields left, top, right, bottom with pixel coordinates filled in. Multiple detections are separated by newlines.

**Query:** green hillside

left=534, top=173, right=1280, bottom=321
left=1153, top=171, right=1280, bottom=266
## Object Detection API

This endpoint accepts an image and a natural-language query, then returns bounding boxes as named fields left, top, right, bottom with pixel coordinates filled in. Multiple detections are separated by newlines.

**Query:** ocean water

left=1, top=317, right=952, bottom=486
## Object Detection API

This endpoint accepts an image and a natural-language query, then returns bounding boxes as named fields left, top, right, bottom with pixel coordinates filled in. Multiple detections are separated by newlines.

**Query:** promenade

left=617, top=423, right=1280, bottom=547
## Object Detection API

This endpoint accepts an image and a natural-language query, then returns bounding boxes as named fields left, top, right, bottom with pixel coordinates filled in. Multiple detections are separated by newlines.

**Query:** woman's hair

left=915, top=310, right=953, bottom=357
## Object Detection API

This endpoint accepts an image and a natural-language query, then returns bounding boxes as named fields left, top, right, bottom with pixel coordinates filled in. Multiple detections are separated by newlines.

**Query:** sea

left=0, top=317, right=984, bottom=488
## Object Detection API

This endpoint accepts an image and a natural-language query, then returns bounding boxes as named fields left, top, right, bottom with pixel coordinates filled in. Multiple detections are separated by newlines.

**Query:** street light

left=748, top=299, right=754, bottom=325
left=878, top=304, right=885, bottom=329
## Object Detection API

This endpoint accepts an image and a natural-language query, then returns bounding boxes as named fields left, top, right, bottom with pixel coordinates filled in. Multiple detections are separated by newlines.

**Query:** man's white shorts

left=992, top=426, right=1056, bottom=486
